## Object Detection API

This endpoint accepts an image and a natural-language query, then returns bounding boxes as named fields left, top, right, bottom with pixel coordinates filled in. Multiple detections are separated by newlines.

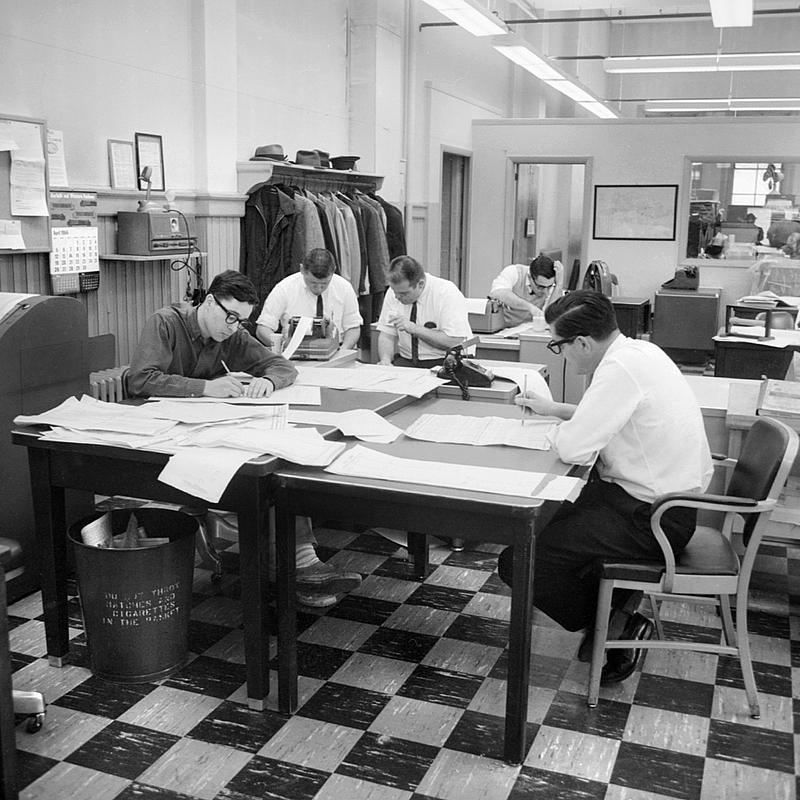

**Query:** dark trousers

left=497, top=478, right=696, bottom=631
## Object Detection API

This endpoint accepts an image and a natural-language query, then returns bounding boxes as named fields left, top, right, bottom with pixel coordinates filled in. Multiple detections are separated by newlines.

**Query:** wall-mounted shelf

left=237, top=161, right=383, bottom=194
left=100, top=252, right=206, bottom=262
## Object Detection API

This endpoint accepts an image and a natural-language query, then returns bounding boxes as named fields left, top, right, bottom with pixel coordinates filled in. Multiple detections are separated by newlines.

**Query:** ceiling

left=499, top=1, right=800, bottom=116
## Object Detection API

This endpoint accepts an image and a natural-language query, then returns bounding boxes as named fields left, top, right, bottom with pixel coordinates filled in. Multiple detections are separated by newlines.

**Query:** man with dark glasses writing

left=498, top=290, right=712, bottom=686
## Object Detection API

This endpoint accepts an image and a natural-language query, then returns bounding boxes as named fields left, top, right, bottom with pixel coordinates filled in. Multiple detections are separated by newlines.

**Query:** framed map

left=593, top=184, right=678, bottom=241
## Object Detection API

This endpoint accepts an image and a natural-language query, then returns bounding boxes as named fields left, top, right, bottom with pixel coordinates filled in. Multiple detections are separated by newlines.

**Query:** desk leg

left=238, top=487, right=271, bottom=711
left=0, top=566, right=19, bottom=800
left=407, top=531, right=429, bottom=579
left=275, top=485, right=297, bottom=714
left=505, top=521, right=535, bottom=765
left=28, top=449, right=69, bottom=665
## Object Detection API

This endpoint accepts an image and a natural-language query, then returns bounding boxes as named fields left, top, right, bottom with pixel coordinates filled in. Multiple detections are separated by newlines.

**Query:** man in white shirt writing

left=501, top=290, right=712, bottom=685
left=376, top=255, right=472, bottom=368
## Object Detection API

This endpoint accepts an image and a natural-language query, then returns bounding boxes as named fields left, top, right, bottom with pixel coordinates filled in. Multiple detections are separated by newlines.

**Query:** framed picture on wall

left=107, top=139, right=136, bottom=189
left=134, top=132, right=165, bottom=191
left=593, top=184, right=678, bottom=241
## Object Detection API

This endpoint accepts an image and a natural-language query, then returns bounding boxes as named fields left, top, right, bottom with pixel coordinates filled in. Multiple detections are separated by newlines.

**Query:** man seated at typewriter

left=488, top=253, right=564, bottom=328
left=376, top=255, right=473, bottom=368
left=256, top=248, right=362, bottom=355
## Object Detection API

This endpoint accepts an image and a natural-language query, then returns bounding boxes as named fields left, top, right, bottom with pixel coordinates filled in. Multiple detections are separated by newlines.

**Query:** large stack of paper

left=757, top=379, right=800, bottom=421
left=14, top=395, right=344, bottom=503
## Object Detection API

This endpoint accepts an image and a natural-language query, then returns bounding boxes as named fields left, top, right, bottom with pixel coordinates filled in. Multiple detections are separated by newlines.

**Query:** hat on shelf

left=250, top=144, right=289, bottom=161
left=331, top=155, right=360, bottom=171
left=295, top=150, right=322, bottom=168
left=314, top=149, right=331, bottom=168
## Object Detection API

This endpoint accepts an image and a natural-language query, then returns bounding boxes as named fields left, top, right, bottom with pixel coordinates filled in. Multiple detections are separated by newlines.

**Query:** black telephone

left=437, top=340, right=493, bottom=400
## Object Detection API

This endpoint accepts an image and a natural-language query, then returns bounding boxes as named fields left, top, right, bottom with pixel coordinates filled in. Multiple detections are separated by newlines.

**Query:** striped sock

left=296, top=542, right=319, bottom=570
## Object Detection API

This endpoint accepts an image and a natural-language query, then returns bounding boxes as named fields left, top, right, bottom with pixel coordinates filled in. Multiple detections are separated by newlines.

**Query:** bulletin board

left=0, top=113, right=51, bottom=253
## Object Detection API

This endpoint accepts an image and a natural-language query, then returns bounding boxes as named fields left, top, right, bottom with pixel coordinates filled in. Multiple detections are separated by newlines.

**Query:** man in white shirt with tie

left=256, top=248, right=362, bottom=351
left=376, top=255, right=472, bottom=367
left=503, top=290, right=713, bottom=685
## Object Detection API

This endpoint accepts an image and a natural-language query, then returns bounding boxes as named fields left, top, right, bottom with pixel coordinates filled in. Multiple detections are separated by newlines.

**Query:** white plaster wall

left=468, top=117, right=800, bottom=300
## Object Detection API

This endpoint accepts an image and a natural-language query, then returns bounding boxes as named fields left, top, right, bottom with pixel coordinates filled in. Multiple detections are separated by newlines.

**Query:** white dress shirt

left=549, top=335, right=713, bottom=503
left=256, top=272, right=362, bottom=341
left=376, top=274, right=473, bottom=361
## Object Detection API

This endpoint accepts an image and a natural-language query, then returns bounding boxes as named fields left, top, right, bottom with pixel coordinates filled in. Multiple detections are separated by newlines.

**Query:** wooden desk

left=274, top=397, right=585, bottom=765
left=11, top=389, right=412, bottom=710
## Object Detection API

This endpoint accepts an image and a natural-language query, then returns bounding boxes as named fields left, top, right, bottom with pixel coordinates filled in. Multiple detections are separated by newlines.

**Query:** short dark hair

left=745, top=213, right=756, bottom=222
left=529, top=254, right=555, bottom=280
left=388, top=255, right=425, bottom=286
left=544, top=290, right=618, bottom=340
left=302, top=248, right=336, bottom=279
left=207, top=270, right=258, bottom=306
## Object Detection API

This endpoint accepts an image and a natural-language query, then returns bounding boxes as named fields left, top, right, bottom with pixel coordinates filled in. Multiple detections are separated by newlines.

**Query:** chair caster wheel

left=449, top=538, right=465, bottom=552
left=26, top=713, right=45, bottom=733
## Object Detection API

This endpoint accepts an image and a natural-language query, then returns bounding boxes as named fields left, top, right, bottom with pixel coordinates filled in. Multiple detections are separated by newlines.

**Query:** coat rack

left=237, top=160, right=384, bottom=195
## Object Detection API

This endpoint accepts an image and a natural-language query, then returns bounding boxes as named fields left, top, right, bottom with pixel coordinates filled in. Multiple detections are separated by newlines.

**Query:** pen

left=521, top=374, right=527, bottom=424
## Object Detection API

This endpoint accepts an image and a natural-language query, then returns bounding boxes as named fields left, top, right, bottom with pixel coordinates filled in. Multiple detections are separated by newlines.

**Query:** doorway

left=441, top=152, right=470, bottom=292
left=513, top=162, right=585, bottom=285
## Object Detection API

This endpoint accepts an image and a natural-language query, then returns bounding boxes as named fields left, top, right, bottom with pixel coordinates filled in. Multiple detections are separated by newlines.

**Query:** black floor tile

left=163, top=655, right=248, bottom=698
left=543, top=690, right=630, bottom=739
left=187, top=619, right=234, bottom=653
left=325, top=594, right=401, bottom=626
left=11, top=651, right=38, bottom=672
left=610, top=740, right=705, bottom=800
left=396, top=664, right=484, bottom=708
left=53, top=675, right=158, bottom=718
left=7, top=614, right=30, bottom=631
left=113, top=782, right=199, bottom=799
left=187, top=700, right=288, bottom=752
left=298, top=682, right=391, bottom=729
left=65, top=720, right=180, bottom=779
left=15, top=750, right=58, bottom=792
left=444, top=613, right=509, bottom=648
left=715, top=655, right=792, bottom=697
left=336, top=730, right=439, bottom=792
left=344, top=533, right=402, bottom=556
left=706, top=718, right=796, bottom=774
left=634, top=673, right=715, bottom=717
left=489, top=651, right=570, bottom=690
left=370, top=559, right=432, bottom=581
left=444, top=709, right=538, bottom=761
left=510, top=766, right=608, bottom=800
left=734, top=608, right=791, bottom=639
left=405, top=584, right=475, bottom=612
left=222, top=755, right=330, bottom=800
left=276, top=642, right=353, bottom=681
left=477, top=573, right=512, bottom=596
left=660, top=620, right=725, bottom=645
left=358, top=626, right=439, bottom=662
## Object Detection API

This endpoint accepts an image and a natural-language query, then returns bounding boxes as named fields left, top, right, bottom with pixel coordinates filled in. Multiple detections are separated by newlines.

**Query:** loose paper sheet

left=466, top=298, right=489, bottom=315
left=488, top=365, right=553, bottom=401
left=295, top=364, right=447, bottom=398
left=158, top=447, right=254, bottom=503
left=288, top=408, right=403, bottom=443
left=137, top=400, right=288, bottom=426
left=155, top=385, right=322, bottom=406
left=325, top=444, right=584, bottom=501
left=404, top=413, right=557, bottom=450
left=281, top=316, right=313, bottom=360
left=0, top=220, right=25, bottom=250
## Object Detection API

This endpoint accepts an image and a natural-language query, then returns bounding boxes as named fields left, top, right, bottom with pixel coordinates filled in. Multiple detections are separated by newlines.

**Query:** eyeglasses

left=212, top=294, right=246, bottom=327
left=532, top=281, right=555, bottom=292
left=547, top=336, right=577, bottom=355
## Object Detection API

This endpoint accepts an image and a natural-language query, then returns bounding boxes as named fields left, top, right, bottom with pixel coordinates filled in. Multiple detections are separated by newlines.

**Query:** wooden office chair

left=587, top=416, right=799, bottom=717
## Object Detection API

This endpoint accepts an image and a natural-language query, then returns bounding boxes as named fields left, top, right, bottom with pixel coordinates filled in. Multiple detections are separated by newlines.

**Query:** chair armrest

left=652, top=492, right=774, bottom=516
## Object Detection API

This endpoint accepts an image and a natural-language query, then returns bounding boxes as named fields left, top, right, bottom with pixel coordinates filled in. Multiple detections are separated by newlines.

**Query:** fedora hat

left=250, top=144, right=288, bottom=161
left=295, top=150, right=322, bottom=168
left=331, top=155, right=360, bottom=171
left=314, top=149, right=331, bottom=168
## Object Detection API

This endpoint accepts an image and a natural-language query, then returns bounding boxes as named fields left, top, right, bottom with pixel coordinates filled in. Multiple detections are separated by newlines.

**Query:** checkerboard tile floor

left=9, top=526, right=800, bottom=800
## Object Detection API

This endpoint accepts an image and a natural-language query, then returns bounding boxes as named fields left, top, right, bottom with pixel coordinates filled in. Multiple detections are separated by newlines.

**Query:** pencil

left=521, top=374, right=527, bottom=424
left=221, top=360, right=231, bottom=375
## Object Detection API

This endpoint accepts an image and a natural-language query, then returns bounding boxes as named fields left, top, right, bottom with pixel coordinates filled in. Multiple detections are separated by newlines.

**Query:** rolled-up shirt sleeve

left=489, top=265, right=518, bottom=296
left=227, top=330, right=297, bottom=389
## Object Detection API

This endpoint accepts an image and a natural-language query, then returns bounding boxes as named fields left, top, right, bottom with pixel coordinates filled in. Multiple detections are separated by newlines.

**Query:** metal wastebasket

left=69, top=507, right=197, bottom=683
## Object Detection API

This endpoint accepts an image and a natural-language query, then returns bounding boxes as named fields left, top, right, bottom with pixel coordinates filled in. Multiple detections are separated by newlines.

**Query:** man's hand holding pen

left=516, top=389, right=558, bottom=419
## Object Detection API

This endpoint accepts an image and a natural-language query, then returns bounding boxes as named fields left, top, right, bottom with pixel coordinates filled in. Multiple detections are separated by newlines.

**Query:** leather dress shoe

left=600, top=612, right=653, bottom=685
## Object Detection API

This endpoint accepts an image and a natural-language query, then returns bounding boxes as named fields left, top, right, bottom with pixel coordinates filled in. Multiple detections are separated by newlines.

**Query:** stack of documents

left=404, top=413, right=556, bottom=450
left=14, top=395, right=344, bottom=503
left=295, top=364, right=447, bottom=398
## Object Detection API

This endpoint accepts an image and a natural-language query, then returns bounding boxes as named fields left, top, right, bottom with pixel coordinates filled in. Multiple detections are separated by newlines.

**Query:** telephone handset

left=437, top=340, right=493, bottom=400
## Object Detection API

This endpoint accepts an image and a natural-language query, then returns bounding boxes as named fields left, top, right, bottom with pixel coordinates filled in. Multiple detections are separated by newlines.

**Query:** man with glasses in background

left=499, top=290, right=712, bottom=686
left=126, top=269, right=363, bottom=608
left=488, top=253, right=564, bottom=328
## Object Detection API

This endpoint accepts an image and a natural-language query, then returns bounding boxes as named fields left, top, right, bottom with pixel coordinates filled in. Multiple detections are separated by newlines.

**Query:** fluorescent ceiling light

left=709, top=0, right=753, bottom=28
left=492, top=34, right=618, bottom=119
left=645, top=97, right=800, bottom=112
left=420, top=0, right=509, bottom=36
left=605, top=52, right=800, bottom=73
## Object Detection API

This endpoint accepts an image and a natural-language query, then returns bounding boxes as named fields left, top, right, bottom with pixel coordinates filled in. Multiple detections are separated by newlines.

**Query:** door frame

left=440, top=145, right=472, bottom=294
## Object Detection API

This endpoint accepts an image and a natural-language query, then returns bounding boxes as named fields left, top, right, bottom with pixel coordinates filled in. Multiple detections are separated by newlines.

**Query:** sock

left=296, top=542, right=319, bottom=570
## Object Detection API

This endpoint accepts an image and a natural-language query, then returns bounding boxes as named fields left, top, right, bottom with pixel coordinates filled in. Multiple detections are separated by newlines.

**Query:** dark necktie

left=316, top=294, right=323, bottom=318
left=410, top=301, right=419, bottom=366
